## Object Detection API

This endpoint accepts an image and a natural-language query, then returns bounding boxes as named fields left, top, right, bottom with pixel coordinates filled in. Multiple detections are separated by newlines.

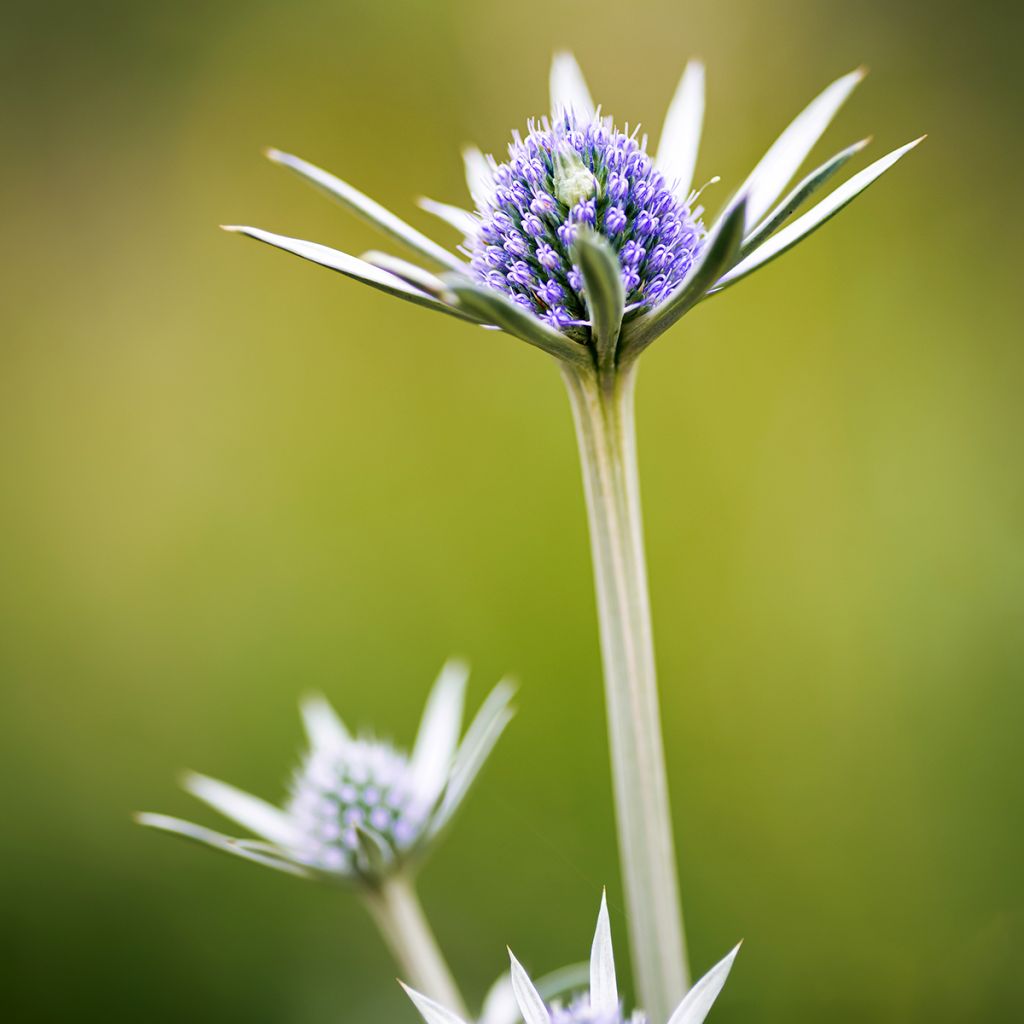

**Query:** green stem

left=362, top=873, right=467, bottom=1016
left=562, top=361, right=690, bottom=1021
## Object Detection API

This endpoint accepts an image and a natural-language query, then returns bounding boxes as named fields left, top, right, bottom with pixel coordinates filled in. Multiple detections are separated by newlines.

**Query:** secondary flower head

left=224, top=52, right=921, bottom=370
left=137, top=660, right=514, bottom=884
left=403, top=892, right=740, bottom=1024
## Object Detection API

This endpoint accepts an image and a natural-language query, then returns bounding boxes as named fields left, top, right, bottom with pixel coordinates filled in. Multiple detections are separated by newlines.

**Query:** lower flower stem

left=362, top=873, right=467, bottom=1016
left=562, top=361, right=691, bottom=1022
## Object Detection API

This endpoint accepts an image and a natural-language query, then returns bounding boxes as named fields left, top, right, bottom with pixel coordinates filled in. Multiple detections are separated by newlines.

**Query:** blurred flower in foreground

left=137, top=660, right=512, bottom=1012
left=225, top=52, right=922, bottom=368
left=137, top=660, right=513, bottom=883
left=404, top=892, right=739, bottom=1024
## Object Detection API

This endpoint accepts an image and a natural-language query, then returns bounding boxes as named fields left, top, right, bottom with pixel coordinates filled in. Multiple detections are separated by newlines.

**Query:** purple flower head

left=227, top=54, right=923, bottom=365
left=139, top=662, right=516, bottom=886
left=468, top=109, right=706, bottom=333
left=287, top=737, right=430, bottom=872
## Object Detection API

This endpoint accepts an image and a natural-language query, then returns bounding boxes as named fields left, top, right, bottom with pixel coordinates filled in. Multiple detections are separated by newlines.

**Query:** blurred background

left=2, top=0, right=1021, bottom=1021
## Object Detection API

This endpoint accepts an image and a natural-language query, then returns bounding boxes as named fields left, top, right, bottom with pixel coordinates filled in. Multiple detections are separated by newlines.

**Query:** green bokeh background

left=2, top=1, right=1021, bottom=1021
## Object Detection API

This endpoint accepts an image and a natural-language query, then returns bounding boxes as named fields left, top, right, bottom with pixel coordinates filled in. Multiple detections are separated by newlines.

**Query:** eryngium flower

left=466, top=109, right=707, bottom=329
left=137, top=661, right=514, bottom=883
left=224, top=52, right=922, bottom=368
left=403, top=893, right=739, bottom=1024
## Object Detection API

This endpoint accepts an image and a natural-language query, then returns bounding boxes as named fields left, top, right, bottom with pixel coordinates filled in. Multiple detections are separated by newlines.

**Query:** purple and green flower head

left=136, top=661, right=515, bottom=885
left=465, top=106, right=706, bottom=334
left=223, top=52, right=921, bottom=371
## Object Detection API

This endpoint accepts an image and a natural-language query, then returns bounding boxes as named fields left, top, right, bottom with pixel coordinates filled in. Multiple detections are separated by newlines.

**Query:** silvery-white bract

left=223, top=52, right=921, bottom=370
left=404, top=893, right=739, bottom=1024
left=137, top=661, right=514, bottom=884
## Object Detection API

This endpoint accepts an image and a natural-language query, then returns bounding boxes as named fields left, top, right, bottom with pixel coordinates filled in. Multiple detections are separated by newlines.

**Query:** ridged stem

left=362, top=873, right=467, bottom=1016
left=561, top=361, right=690, bottom=1022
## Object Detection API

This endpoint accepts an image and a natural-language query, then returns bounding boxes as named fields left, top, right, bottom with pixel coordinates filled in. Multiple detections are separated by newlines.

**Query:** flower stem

left=362, top=873, right=467, bottom=1016
left=562, top=361, right=690, bottom=1021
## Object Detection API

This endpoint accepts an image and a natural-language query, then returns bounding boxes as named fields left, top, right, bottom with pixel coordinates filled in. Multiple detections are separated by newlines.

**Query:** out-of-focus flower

left=403, top=892, right=740, bottom=1024
left=224, top=52, right=921, bottom=369
left=137, top=661, right=514, bottom=885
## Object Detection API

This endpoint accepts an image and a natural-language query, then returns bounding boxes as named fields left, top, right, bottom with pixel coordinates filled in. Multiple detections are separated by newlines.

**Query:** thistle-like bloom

left=403, top=893, right=739, bottom=1024
left=137, top=661, right=514, bottom=884
left=224, top=52, right=922, bottom=369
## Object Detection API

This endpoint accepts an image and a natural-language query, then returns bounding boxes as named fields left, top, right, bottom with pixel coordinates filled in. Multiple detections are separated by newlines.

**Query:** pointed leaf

left=590, top=891, right=618, bottom=1014
left=430, top=679, right=515, bottom=835
left=656, top=60, right=705, bottom=199
left=481, top=963, right=590, bottom=1024
left=621, top=195, right=748, bottom=358
left=360, top=251, right=451, bottom=298
left=740, top=138, right=869, bottom=256
left=401, top=982, right=473, bottom=1024
left=573, top=230, right=625, bottom=369
left=418, top=197, right=479, bottom=238
left=134, top=812, right=311, bottom=878
left=715, top=136, right=923, bottom=290
left=441, top=276, right=593, bottom=367
left=409, top=659, right=469, bottom=806
left=222, top=226, right=471, bottom=322
left=738, top=68, right=865, bottom=225
left=666, top=945, right=741, bottom=1024
left=509, top=950, right=552, bottom=1024
left=463, top=146, right=495, bottom=206
left=300, top=693, right=350, bottom=752
left=265, top=148, right=464, bottom=271
left=182, top=772, right=302, bottom=846
left=353, top=823, right=392, bottom=878
left=550, top=52, right=595, bottom=120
